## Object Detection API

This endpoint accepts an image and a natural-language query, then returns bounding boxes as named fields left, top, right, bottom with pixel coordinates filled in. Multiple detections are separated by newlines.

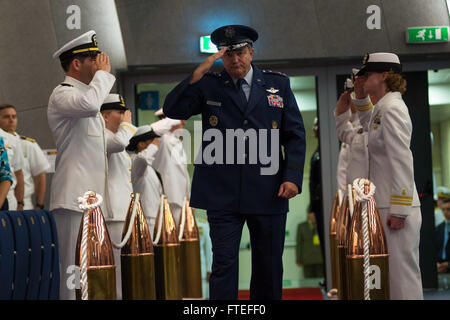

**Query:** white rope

left=77, top=191, right=104, bottom=301
left=337, top=189, right=343, bottom=207
left=347, top=184, right=354, bottom=218
left=153, top=194, right=165, bottom=245
left=352, top=178, right=376, bottom=301
left=178, top=196, right=187, bottom=241
left=110, top=193, right=140, bottom=249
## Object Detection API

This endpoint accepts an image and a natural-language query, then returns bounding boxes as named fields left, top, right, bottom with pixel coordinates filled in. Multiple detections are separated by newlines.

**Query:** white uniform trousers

left=378, top=207, right=423, bottom=300
left=105, top=220, right=125, bottom=300
left=52, top=209, right=83, bottom=300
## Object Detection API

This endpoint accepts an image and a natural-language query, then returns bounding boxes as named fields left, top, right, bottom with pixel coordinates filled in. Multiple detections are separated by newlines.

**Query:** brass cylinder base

left=75, top=267, right=117, bottom=300
left=336, top=245, right=349, bottom=300
left=154, top=245, right=182, bottom=300
left=347, top=255, right=390, bottom=300
left=180, top=240, right=202, bottom=298
left=330, top=233, right=338, bottom=289
left=121, top=253, right=156, bottom=300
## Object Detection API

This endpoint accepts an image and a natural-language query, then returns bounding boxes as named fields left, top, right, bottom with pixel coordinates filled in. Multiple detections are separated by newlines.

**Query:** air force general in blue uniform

left=163, top=25, right=306, bottom=300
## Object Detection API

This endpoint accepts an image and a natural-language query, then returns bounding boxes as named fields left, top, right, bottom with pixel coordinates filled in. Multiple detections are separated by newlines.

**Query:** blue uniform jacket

left=163, top=64, right=306, bottom=214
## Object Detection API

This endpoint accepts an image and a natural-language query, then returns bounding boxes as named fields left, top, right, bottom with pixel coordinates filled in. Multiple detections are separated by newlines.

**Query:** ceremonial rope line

left=352, top=178, right=376, bottom=301
left=77, top=191, right=104, bottom=301
left=178, top=196, right=187, bottom=241
left=153, top=194, right=165, bottom=245
left=110, top=193, right=140, bottom=249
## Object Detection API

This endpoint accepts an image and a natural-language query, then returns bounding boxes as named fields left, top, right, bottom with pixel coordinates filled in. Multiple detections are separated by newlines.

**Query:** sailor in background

left=100, top=93, right=137, bottom=299
left=0, top=116, right=25, bottom=210
left=152, top=108, right=188, bottom=227
left=127, top=119, right=179, bottom=238
left=335, top=73, right=370, bottom=186
left=0, top=104, right=50, bottom=210
left=340, top=52, right=423, bottom=299
left=48, top=30, right=115, bottom=300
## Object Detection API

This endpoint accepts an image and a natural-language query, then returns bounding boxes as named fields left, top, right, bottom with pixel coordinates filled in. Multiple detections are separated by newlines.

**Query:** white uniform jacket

left=356, top=92, right=420, bottom=217
left=336, top=142, right=350, bottom=192
left=13, top=132, right=51, bottom=208
left=153, top=130, right=190, bottom=223
left=131, top=144, right=162, bottom=221
left=335, top=110, right=369, bottom=186
left=105, top=122, right=137, bottom=221
left=47, top=71, right=115, bottom=213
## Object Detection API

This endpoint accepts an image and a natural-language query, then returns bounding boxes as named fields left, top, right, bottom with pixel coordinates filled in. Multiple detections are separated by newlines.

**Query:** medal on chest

left=267, top=94, right=284, bottom=109
left=373, top=113, right=382, bottom=130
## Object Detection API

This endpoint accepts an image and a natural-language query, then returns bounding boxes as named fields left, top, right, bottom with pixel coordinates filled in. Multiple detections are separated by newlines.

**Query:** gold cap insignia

left=92, top=34, right=98, bottom=47
left=362, top=53, right=369, bottom=66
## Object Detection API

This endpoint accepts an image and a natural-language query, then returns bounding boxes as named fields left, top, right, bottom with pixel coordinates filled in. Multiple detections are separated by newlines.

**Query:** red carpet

left=238, top=287, right=324, bottom=300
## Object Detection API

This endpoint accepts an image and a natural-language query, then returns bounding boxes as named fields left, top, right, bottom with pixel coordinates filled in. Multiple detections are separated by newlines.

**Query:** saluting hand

left=94, top=52, right=111, bottom=73
left=353, top=76, right=366, bottom=99
left=190, top=48, right=227, bottom=84
left=151, top=138, right=160, bottom=148
left=335, top=91, right=352, bottom=115
left=278, top=182, right=299, bottom=199
left=122, top=110, right=132, bottom=124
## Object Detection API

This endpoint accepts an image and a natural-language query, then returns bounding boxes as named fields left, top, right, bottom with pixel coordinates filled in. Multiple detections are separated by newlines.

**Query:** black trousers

left=207, top=211, right=287, bottom=300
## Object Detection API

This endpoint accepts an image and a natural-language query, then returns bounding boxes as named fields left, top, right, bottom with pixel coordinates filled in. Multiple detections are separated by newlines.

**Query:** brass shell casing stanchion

left=346, top=182, right=390, bottom=300
left=121, top=193, right=156, bottom=300
left=179, top=199, right=203, bottom=299
left=75, top=193, right=116, bottom=300
left=154, top=196, right=182, bottom=300
left=329, top=190, right=342, bottom=290
left=335, top=187, right=355, bottom=300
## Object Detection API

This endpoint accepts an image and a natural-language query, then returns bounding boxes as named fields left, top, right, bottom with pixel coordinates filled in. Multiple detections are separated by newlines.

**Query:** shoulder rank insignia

left=20, top=135, right=36, bottom=143
left=262, top=70, right=288, bottom=77
left=266, top=87, right=279, bottom=94
left=60, top=83, right=73, bottom=87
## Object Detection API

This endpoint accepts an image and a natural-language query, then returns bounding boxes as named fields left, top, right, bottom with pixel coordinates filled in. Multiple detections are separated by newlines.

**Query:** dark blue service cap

left=211, top=25, right=258, bottom=50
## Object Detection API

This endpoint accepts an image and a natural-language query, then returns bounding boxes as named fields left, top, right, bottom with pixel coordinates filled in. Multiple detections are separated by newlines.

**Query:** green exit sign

left=199, top=35, right=218, bottom=53
left=407, top=26, right=449, bottom=43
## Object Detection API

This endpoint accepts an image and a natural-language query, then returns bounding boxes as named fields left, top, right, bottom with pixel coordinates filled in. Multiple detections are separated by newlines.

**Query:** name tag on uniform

left=313, top=234, right=320, bottom=246
left=267, top=94, right=284, bottom=108
left=207, top=100, right=222, bottom=107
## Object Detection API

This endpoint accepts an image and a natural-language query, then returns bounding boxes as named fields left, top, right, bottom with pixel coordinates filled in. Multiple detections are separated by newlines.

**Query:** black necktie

left=237, top=78, right=248, bottom=108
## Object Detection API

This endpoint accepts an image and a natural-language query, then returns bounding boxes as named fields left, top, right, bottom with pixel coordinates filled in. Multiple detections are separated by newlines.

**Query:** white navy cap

left=126, top=125, right=159, bottom=152
left=356, top=52, right=401, bottom=76
left=53, top=30, right=100, bottom=61
left=101, top=94, right=128, bottom=112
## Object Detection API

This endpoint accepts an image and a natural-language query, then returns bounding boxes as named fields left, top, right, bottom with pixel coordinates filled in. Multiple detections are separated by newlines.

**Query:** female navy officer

left=339, top=52, right=423, bottom=300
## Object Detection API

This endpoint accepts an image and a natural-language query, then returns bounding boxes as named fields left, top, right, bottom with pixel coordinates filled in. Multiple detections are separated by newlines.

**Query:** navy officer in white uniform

left=163, top=25, right=306, bottom=300
left=48, top=30, right=115, bottom=300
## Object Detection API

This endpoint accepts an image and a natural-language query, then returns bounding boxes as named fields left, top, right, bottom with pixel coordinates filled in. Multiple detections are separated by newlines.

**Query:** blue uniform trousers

left=207, top=211, right=287, bottom=300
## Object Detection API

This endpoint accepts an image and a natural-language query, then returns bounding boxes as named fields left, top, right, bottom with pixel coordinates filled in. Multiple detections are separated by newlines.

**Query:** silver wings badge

left=266, top=87, right=279, bottom=94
